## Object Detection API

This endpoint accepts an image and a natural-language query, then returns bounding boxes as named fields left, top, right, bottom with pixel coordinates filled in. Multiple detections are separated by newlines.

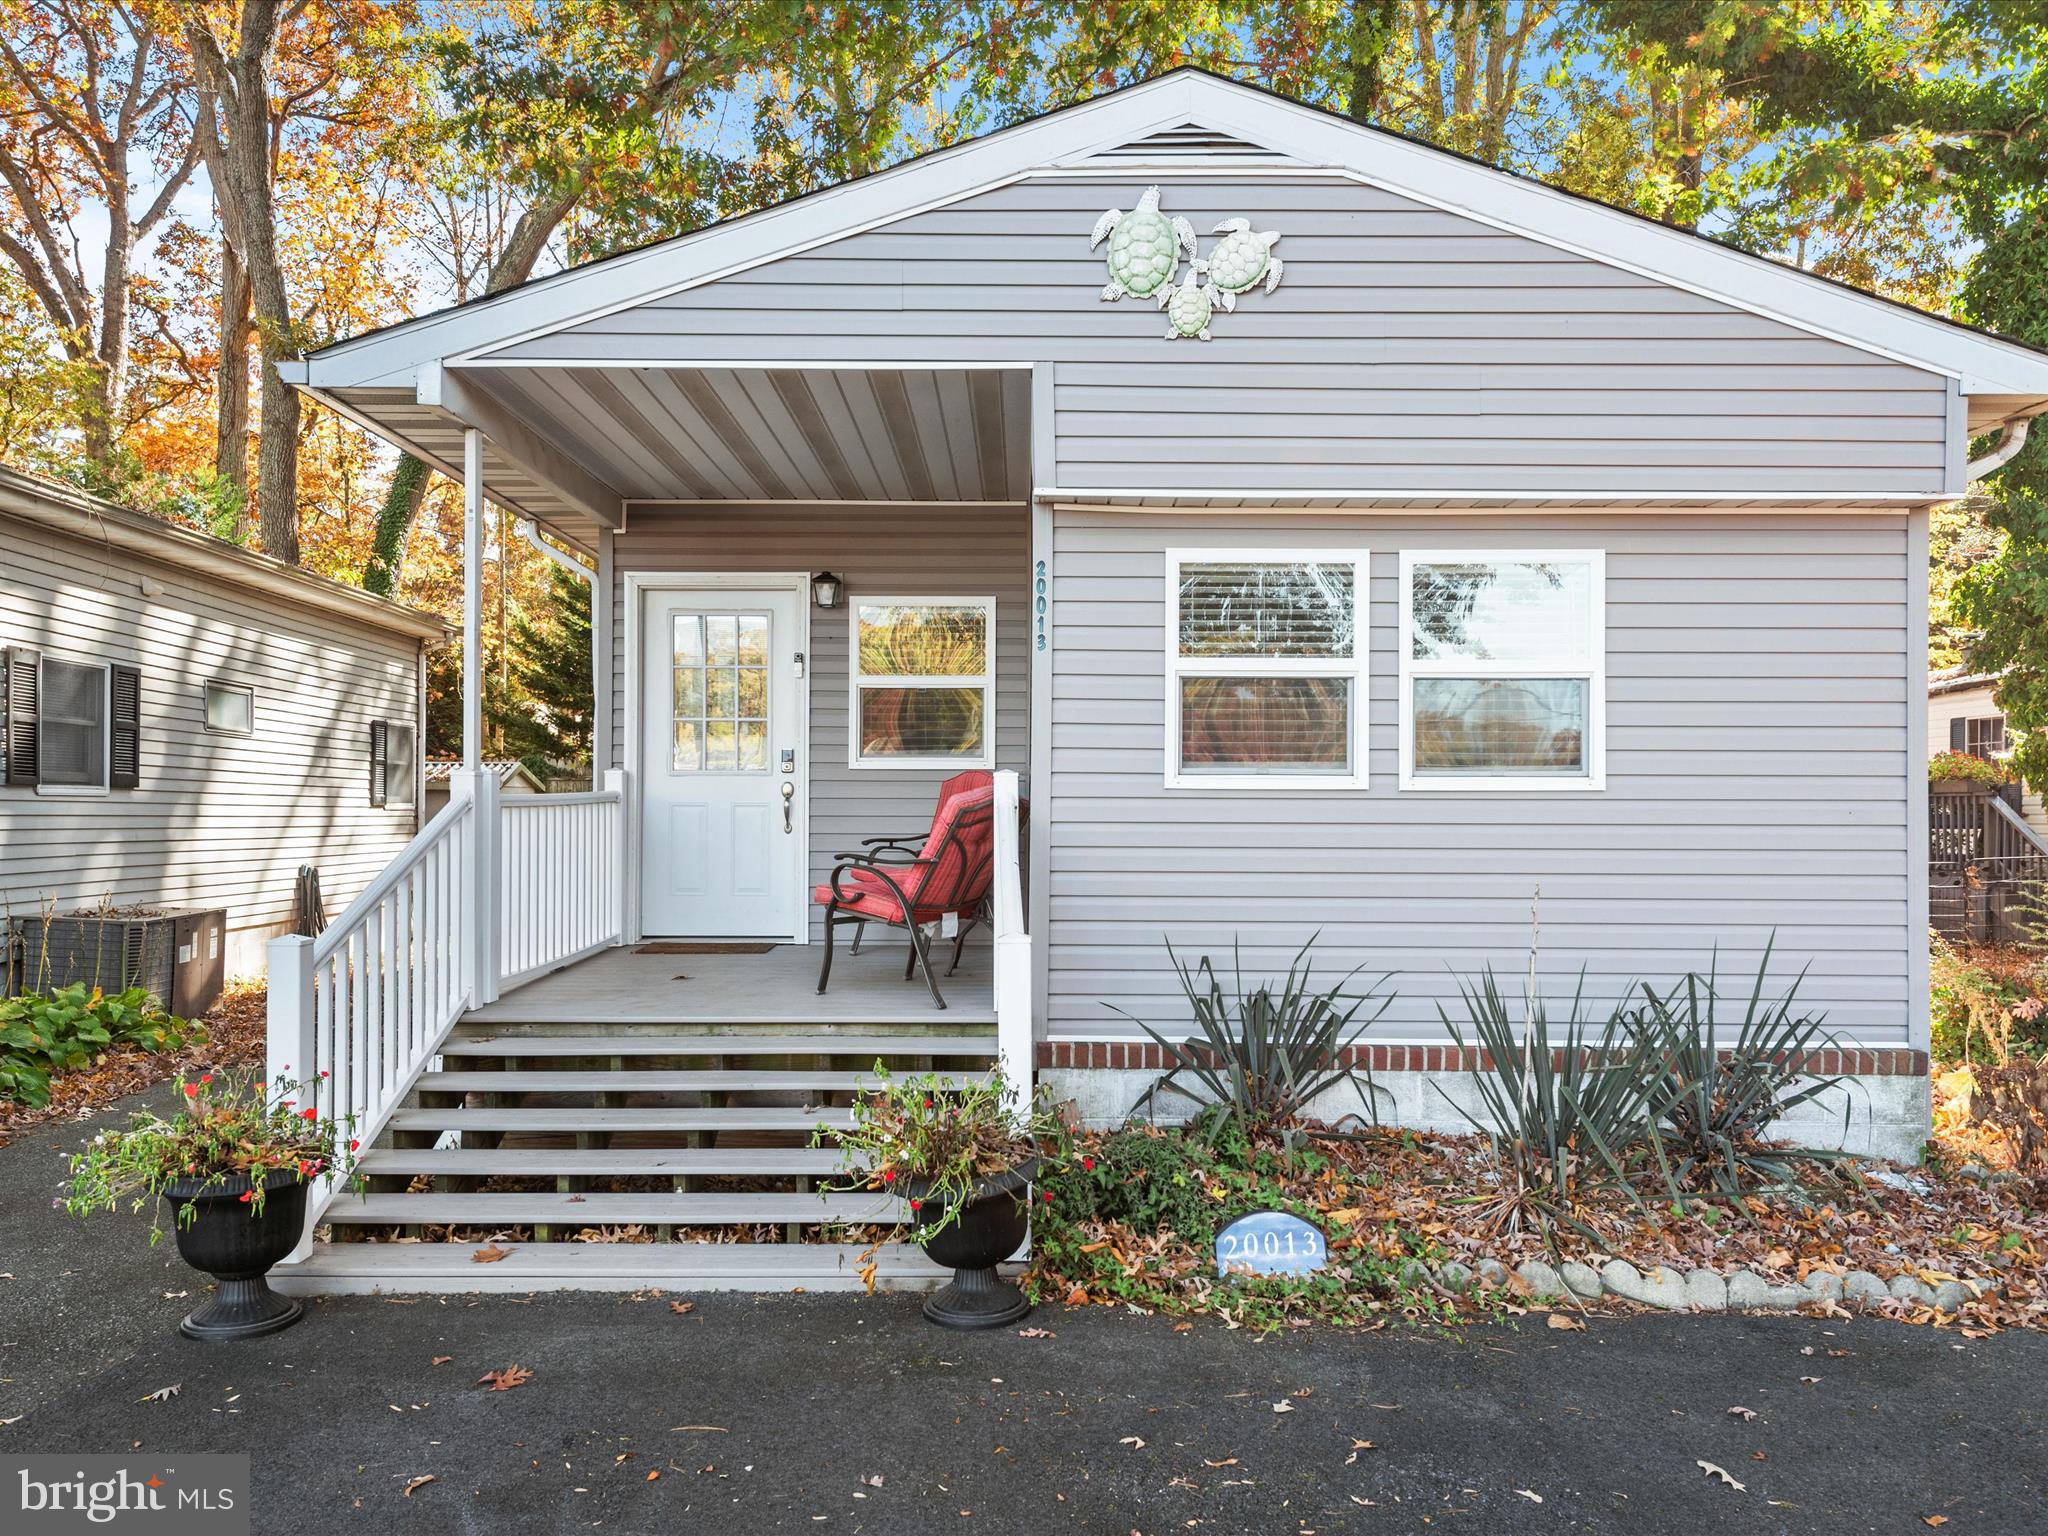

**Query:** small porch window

left=1959, top=715, right=2009, bottom=758
left=1399, top=550, right=1606, bottom=790
left=1166, top=552, right=1365, bottom=789
left=851, top=598, right=995, bottom=768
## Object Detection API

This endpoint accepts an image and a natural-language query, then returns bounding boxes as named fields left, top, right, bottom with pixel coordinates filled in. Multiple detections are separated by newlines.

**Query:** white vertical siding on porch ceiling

left=612, top=505, right=1029, bottom=939
left=1047, top=508, right=1914, bottom=1046
left=482, top=177, right=1951, bottom=498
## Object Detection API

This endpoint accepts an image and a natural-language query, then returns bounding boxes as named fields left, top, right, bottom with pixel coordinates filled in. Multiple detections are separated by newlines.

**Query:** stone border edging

left=1413, top=1256, right=1991, bottom=1314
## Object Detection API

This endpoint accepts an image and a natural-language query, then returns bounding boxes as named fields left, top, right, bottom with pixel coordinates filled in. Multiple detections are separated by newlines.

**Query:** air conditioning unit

left=6, top=907, right=227, bottom=1019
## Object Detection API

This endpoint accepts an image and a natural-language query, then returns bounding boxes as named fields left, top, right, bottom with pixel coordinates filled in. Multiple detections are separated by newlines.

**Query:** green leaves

left=0, top=984, right=200, bottom=1108
left=1113, top=935, right=1393, bottom=1149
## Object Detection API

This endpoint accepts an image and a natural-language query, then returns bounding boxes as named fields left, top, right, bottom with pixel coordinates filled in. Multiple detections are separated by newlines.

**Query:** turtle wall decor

left=1089, top=187, right=1283, bottom=340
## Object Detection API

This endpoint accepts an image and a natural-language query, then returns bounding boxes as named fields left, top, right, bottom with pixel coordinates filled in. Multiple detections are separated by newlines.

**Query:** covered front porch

left=263, top=356, right=1041, bottom=1290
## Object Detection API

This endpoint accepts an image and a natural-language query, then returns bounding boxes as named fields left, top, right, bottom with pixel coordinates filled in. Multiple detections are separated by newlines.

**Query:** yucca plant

left=1110, top=935, right=1393, bottom=1148
left=1627, top=942, right=1853, bottom=1200
left=1438, top=965, right=1664, bottom=1242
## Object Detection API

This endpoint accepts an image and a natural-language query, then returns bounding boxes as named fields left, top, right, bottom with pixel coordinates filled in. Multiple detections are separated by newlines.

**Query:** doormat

left=634, top=942, right=778, bottom=955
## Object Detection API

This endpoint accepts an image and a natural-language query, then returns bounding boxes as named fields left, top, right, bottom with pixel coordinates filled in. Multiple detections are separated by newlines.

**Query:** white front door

left=639, top=585, right=805, bottom=938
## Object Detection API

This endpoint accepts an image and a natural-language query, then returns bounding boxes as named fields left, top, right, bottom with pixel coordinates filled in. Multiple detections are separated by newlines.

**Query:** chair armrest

left=861, top=832, right=926, bottom=851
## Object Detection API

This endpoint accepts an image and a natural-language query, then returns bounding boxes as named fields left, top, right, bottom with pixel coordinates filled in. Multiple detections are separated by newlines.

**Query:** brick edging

left=1035, top=1042, right=1929, bottom=1076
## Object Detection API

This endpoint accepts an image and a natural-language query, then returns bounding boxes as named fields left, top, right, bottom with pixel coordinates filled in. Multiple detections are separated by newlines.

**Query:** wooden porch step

left=386, top=1105, right=851, bottom=1134
left=322, top=1191, right=905, bottom=1226
left=272, top=1240, right=953, bottom=1295
left=422, top=1068, right=882, bottom=1093
left=357, top=1147, right=858, bottom=1177
left=442, top=1030, right=994, bottom=1057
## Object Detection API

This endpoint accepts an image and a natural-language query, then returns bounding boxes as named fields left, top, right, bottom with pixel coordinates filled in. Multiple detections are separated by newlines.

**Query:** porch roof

left=305, top=364, right=1031, bottom=554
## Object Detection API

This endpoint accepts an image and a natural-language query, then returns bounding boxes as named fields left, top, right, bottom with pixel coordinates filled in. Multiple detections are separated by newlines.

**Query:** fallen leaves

left=1697, top=1461, right=1746, bottom=1492
left=670, top=1301, right=695, bottom=1316
left=430, top=1356, right=453, bottom=1367
left=1270, top=1400, right=1294, bottom=1414
left=471, top=1244, right=512, bottom=1264
left=1726, top=1406, right=1757, bottom=1422
left=402, top=1476, right=434, bottom=1498
left=1514, top=1489, right=1543, bottom=1503
left=1546, top=1314, right=1586, bottom=1332
left=476, top=1366, right=533, bottom=1393
left=1924, top=1517, right=1950, bottom=1527
left=1119, top=1436, right=1146, bottom=1449
left=140, top=1384, right=181, bottom=1403
left=860, top=1473, right=885, bottom=1488
left=1016, top=1327, right=1056, bottom=1338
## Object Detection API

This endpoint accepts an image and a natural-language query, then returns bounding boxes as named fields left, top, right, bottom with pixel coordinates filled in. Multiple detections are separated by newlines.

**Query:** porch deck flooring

left=466, top=938, right=995, bottom=1025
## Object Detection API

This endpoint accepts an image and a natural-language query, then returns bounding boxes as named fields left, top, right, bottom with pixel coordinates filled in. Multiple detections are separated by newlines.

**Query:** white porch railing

left=267, top=765, right=629, bottom=1250
left=991, top=768, right=1033, bottom=1095
left=499, top=776, right=627, bottom=991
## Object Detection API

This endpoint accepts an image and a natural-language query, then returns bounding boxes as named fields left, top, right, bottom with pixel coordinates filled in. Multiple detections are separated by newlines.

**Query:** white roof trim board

left=292, top=70, right=2048, bottom=405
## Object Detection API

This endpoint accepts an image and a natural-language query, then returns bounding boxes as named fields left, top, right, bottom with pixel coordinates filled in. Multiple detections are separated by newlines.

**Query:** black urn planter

left=910, top=1160, right=1036, bottom=1330
left=163, top=1172, right=307, bottom=1341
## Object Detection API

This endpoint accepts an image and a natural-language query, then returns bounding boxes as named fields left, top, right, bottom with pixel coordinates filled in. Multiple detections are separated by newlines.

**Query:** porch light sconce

left=811, top=571, right=845, bottom=610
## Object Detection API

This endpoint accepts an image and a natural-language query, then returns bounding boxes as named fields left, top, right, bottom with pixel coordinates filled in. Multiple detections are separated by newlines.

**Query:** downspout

left=513, top=517, right=597, bottom=584
left=1967, top=416, right=2032, bottom=480
left=512, top=519, right=603, bottom=780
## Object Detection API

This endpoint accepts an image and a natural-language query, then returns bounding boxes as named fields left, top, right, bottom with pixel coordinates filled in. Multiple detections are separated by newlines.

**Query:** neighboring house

left=422, top=757, right=545, bottom=823
left=0, top=467, right=447, bottom=978
left=1928, top=667, right=2048, bottom=837
left=266, top=70, right=2048, bottom=1293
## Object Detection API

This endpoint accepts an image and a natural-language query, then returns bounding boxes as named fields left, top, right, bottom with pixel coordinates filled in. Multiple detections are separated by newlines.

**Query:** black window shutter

left=2, top=646, right=38, bottom=786
left=1951, top=717, right=1967, bottom=752
left=109, top=664, right=141, bottom=790
left=369, top=719, right=388, bottom=807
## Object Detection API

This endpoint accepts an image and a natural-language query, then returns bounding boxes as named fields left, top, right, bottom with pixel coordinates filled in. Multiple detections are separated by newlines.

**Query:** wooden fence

left=1930, top=781, right=2048, bottom=947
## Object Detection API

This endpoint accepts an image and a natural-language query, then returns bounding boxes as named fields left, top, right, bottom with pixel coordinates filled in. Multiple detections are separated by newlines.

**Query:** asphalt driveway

left=3, top=1088, right=2043, bottom=1534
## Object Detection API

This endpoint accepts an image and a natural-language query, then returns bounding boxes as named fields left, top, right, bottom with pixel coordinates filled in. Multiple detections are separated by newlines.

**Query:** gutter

left=514, top=518, right=597, bottom=584
left=1967, top=416, right=2032, bottom=480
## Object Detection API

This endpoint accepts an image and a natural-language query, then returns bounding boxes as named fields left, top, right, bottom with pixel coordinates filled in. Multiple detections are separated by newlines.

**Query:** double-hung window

left=1166, top=552, right=1365, bottom=789
left=850, top=598, right=995, bottom=768
left=1400, top=550, right=1605, bottom=790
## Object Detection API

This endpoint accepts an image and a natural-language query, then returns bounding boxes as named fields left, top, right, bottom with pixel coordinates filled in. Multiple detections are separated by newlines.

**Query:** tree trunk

left=1343, top=0, right=1401, bottom=125
left=188, top=4, right=299, bottom=563
left=216, top=238, right=251, bottom=516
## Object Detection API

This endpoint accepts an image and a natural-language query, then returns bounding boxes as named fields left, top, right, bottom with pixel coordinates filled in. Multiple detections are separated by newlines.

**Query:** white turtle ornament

left=1163, top=262, right=1218, bottom=341
left=1090, top=185, right=1195, bottom=302
left=1206, top=217, right=1283, bottom=310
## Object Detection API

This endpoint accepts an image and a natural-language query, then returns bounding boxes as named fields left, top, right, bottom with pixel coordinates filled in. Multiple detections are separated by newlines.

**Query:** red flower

left=923, top=1098, right=934, bottom=1110
left=1042, top=1190, right=1054, bottom=1204
left=319, top=1069, right=330, bottom=1079
left=280, top=1100, right=293, bottom=1111
left=1082, top=1156, right=1095, bottom=1172
left=199, top=1073, right=213, bottom=1084
left=238, top=1190, right=253, bottom=1203
left=881, top=1168, right=896, bottom=1183
left=348, top=1139, right=359, bottom=1152
left=909, top=1198, right=922, bottom=1212
left=301, top=1107, right=319, bottom=1121
left=181, top=1084, right=199, bottom=1097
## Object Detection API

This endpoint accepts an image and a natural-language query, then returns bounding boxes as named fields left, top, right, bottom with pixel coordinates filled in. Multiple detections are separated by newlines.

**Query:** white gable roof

left=294, top=70, right=2048, bottom=407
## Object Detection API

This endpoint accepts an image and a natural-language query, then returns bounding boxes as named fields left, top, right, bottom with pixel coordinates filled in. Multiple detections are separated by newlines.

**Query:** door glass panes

left=673, top=612, right=769, bottom=772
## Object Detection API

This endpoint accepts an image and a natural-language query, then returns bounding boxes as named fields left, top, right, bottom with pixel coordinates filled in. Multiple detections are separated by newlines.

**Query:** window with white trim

left=39, top=656, right=109, bottom=790
left=203, top=679, right=254, bottom=735
left=1400, top=551, right=1605, bottom=789
left=1166, top=553, right=1365, bottom=788
left=850, top=598, right=995, bottom=768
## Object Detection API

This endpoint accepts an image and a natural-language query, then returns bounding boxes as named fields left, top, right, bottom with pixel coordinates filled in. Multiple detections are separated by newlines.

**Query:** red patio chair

left=814, top=775, right=1000, bottom=1010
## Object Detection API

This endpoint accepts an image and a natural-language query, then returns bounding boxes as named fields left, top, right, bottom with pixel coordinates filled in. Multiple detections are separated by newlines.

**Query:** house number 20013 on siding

left=1215, top=1210, right=1327, bottom=1278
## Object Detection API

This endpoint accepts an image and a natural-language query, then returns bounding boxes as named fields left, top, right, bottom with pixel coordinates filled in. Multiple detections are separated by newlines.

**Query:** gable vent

left=1084, top=121, right=1304, bottom=166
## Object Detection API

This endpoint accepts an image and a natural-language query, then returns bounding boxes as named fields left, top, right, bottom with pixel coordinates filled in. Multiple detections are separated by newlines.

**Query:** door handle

left=781, top=779, right=795, bottom=834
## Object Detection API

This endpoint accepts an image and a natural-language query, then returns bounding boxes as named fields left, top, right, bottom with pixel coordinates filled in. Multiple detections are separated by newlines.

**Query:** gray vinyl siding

left=0, top=514, right=423, bottom=973
left=494, top=178, right=1949, bottom=497
left=1048, top=508, right=1914, bottom=1046
left=611, top=505, right=1029, bottom=938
